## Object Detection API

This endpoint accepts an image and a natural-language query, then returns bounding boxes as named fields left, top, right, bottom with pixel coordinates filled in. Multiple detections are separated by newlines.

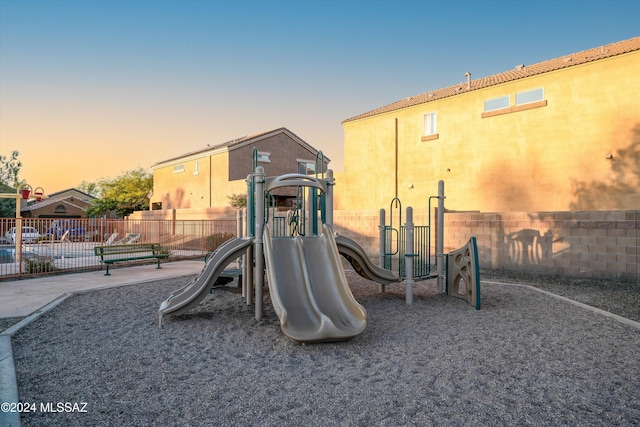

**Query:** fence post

left=405, top=207, right=414, bottom=304
left=437, top=180, right=445, bottom=293
left=379, top=208, right=386, bottom=293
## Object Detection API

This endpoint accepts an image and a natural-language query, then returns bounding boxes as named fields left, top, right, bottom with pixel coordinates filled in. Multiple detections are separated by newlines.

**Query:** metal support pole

left=254, top=166, right=265, bottom=320
left=244, top=177, right=253, bottom=303
left=236, top=209, right=244, bottom=293
left=237, top=209, right=244, bottom=238
left=405, top=206, right=414, bottom=304
left=436, top=180, right=445, bottom=293
left=306, top=186, right=314, bottom=236
left=378, top=208, right=386, bottom=293
left=325, top=169, right=334, bottom=229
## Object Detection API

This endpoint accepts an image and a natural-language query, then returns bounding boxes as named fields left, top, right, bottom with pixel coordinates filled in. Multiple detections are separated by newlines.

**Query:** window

left=298, top=161, right=316, bottom=175
left=193, top=160, right=199, bottom=175
left=482, top=88, right=547, bottom=118
left=424, top=112, right=437, bottom=136
left=257, top=152, right=270, bottom=162
left=173, top=164, right=185, bottom=173
left=484, top=96, right=510, bottom=112
left=515, top=88, right=544, bottom=106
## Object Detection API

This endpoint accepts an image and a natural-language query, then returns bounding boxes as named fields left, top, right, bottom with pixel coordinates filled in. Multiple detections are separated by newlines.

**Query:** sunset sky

left=1, top=0, right=639, bottom=194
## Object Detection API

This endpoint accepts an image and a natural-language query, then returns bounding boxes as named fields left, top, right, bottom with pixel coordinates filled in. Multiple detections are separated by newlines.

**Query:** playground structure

left=159, top=150, right=480, bottom=342
left=378, top=190, right=480, bottom=308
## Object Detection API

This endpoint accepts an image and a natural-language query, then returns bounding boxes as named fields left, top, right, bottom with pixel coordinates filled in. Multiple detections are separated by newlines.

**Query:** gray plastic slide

left=263, top=223, right=367, bottom=343
left=335, top=235, right=399, bottom=285
left=158, top=237, right=252, bottom=325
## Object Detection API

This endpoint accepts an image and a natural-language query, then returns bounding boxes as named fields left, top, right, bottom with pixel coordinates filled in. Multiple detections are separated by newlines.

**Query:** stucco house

left=20, top=188, right=95, bottom=218
left=149, top=127, right=330, bottom=212
left=336, top=36, right=640, bottom=213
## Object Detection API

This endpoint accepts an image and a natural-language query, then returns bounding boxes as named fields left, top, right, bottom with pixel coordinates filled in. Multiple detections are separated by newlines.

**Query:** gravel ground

left=7, top=270, right=640, bottom=426
left=481, top=269, right=640, bottom=323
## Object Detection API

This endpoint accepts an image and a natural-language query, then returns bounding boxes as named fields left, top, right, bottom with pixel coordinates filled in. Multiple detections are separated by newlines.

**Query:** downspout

left=395, top=118, right=398, bottom=203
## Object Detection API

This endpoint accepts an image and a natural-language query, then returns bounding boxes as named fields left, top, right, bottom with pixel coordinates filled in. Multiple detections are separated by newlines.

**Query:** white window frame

left=484, top=95, right=510, bottom=112
left=257, top=152, right=271, bottom=163
left=297, top=160, right=316, bottom=175
left=173, top=164, right=185, bottom=174
left=515, top=87, right=544, bottom=106
left=423, top=112, right=437, bottom=136
left=193, top=160, right=199, bottom=175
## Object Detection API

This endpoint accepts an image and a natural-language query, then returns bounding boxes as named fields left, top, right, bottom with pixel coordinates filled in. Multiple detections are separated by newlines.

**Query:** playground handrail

left=265, top=173, right=326, bottom=192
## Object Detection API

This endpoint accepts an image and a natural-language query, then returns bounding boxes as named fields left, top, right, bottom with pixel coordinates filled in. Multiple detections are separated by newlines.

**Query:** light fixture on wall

left=605, top=154, right=613, bottom=159
left=408, top=184, right=414, bottom=189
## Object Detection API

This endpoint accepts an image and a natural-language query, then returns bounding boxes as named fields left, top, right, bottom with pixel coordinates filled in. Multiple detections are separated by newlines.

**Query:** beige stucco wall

left=151, top=151, right=246, bottom=210
left=337, top=50, right=640, bottom=213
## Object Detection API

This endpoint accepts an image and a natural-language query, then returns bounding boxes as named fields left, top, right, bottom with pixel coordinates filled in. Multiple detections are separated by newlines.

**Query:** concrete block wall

left=444, top=210, right=639, bottom=281
left=332, top=209, right=639, bottom=282
left=130, top=206, right=638, bottom=282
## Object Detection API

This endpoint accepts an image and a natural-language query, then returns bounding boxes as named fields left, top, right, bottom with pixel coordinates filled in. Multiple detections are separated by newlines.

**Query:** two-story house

left=336, top=36, right=640, bottom=213
left=149, top=127, right=330, bottom=213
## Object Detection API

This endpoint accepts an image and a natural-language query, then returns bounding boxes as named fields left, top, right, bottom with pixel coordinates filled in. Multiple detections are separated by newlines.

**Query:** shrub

left=227, top=194, right=247, bottom=209
left=156, top=246, right=171, bottom=257
left=23, top=256, right=57, bottom=274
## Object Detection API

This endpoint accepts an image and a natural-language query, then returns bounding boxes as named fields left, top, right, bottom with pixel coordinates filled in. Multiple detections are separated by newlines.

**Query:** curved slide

left=158, top=237, right=252, bottom=325
left=335, top=235, right=399, bottom=285
left=263, top=224, right=367, bottom=343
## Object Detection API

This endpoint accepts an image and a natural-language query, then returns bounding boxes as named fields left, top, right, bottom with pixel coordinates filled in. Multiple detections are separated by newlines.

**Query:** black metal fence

left=0, top=217, right=236, bottom=279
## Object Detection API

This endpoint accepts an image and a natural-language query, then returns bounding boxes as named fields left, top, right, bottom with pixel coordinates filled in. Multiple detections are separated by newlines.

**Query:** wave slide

left=158, top=237, right=252, bottom=326
left=335, top=235, right=399, bottom=285
left=263, top=223, right=367, bottom=343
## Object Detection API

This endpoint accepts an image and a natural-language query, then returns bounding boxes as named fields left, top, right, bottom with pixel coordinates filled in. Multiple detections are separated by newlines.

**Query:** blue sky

left=1, top=0, right=639, bottom=192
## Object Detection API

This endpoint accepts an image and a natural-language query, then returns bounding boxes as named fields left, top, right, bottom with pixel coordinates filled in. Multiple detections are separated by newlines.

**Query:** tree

left=86, top=168, right=153, bottom=217
left=0, top=151, right=22, bottom=217
left=0, top=151, right=22, bottom=187
left=77, top=180, right=101, bottom=197
left=227, top=193, right=247, bottom=209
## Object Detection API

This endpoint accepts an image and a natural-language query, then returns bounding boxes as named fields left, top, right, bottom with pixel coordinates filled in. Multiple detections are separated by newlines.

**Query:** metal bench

left=94, top=243, right=169, bottom=276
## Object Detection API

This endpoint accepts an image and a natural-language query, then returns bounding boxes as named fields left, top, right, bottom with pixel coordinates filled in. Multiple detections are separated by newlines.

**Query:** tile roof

left=151, top=127, right=330, bottom=167
left=208, top=128, right=282, bottom=151
left=21, top=196, right=89, bottom=212
left=343, top=36, right=640, bottom=123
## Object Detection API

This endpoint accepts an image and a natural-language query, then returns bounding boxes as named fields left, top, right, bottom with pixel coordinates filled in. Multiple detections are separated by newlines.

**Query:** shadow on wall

left=571, top=123, right=640, bottom=210
left=487, top=217, right=556, bottom=271
left=505, top=228, right=554, bottom=266
left=164, top=188, right=186, bottom=210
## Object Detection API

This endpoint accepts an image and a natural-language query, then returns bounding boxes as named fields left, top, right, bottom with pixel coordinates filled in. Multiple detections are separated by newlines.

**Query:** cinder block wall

left=444, top=210, right=639, bottom=281
left=333, top=209, right=639, bottom=282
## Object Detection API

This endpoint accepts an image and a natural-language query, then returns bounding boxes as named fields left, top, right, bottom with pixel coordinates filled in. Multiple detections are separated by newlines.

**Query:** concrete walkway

left=0, top=260, right=204, bottom=319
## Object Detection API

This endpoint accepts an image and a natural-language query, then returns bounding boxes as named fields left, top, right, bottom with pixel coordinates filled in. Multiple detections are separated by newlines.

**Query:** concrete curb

left=0, top=294, right=71, bottom=427
left=484, top=280, right=640, bottom=330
